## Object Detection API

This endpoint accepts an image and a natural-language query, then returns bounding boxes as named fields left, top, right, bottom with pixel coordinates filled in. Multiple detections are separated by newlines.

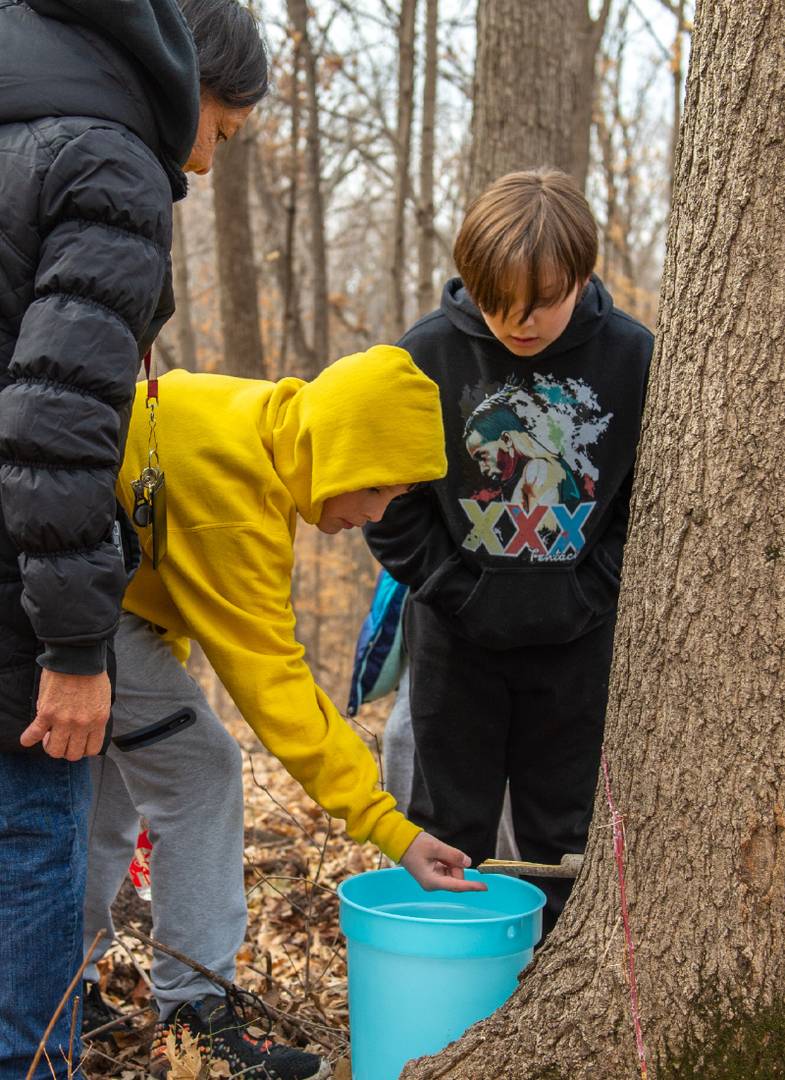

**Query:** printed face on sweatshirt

left=184, top=91, right=254, bottom=174
left=318, top=486, right=411, bottom=534
left=479, top=280, right=586, bottom=357
left=459, top=375, right=612, bottom=563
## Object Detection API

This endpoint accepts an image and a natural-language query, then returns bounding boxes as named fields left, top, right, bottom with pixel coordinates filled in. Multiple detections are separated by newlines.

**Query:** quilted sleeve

left=0, top=124, right=172, bottom=674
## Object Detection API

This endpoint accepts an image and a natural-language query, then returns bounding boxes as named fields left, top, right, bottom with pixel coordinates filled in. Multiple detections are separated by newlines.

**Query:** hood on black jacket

left=1, top=0, right=199, bottom=188
left=441, top=274, right=614, bottom=360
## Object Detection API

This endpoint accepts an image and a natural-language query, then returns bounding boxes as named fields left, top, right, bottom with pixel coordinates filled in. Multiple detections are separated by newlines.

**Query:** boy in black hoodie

left=366, top=169, right=653, bottom=933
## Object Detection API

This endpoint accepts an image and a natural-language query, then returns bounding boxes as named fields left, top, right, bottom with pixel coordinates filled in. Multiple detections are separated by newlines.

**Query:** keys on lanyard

left=130, top=351, right=168, bottom=568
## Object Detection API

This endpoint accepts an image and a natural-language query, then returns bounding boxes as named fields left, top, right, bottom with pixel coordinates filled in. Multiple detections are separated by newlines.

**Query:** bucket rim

left=338, top=866, right=546, bottom=924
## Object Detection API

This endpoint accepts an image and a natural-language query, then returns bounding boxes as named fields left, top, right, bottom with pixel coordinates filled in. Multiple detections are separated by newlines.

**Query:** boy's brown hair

left=453, top=168, right=598, bottom=322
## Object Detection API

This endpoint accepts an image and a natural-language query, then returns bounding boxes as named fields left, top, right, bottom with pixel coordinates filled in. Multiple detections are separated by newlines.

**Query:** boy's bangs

left=497, top=251, right=576, bottom=323
left=484, top=214, right=580, bottom=322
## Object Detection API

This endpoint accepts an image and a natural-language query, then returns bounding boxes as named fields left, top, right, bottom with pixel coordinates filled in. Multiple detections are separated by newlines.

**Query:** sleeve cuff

left=37, top=640, right=108, bottom=676
left=370, top=811, right=422, bottom=863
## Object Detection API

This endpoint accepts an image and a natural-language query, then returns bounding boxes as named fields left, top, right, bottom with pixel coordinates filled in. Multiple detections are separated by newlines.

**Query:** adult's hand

left=20, top=669, right=111, bottom=761
left=399, top=831, right=488, bottom=893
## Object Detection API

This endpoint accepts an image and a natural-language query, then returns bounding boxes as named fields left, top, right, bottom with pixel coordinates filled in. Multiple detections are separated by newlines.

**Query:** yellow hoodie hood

left=118, top=345, right=445, bottom=863
left=269, top=344, right=447, bottom=524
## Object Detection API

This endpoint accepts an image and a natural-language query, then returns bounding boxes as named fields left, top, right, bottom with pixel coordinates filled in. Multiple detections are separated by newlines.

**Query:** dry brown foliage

left=79, top=691, right=391, bottom=1079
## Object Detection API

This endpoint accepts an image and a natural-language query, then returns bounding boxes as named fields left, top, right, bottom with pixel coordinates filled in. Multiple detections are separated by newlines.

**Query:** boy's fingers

left=430, top=874, right=488, bottom=894
left=431, top=839, right=471, bottom=869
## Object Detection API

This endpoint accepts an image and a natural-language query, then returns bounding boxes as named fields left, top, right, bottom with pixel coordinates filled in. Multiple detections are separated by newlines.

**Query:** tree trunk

left=171, top=202, right=198, bottom=370
left=212, top=132, right=265, bottom=378
left=403, top=1, right=785, bottom=1076
left=468, top=0, right=610, bottom=199
left=416, top=0, right=438, bottom=318
left=387, top=0, right=417, bottom=341
left=252, top=136, right=318, bottom=379
left=288, top=0, right=329, bottom=376
left=281, top=30, right=303, bottom=375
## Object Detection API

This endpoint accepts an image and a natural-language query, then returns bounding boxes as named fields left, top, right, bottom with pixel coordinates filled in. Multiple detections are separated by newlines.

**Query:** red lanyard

left=143, top=349, right=158, bottom=406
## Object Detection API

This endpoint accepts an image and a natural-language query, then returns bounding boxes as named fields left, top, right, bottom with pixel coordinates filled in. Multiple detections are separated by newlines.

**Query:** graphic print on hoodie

left=366, top=275, right=654, bottom=650
left=458, top=373, right=612, bottom=563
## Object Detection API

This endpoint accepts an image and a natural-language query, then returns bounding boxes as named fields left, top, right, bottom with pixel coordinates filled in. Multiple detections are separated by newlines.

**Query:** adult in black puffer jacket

left=0, top=0, right=200, bottom=753
left=0, top=3, right=268, bottom=1076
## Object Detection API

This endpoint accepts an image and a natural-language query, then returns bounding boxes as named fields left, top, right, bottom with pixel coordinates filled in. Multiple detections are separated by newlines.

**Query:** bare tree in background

left=594, top=0, right=663, bottom=317
left=212, top=131, right=265, bottom=377
left=666, top=0, right=691, bottom=200
left=404, top=2, right=785, bottom=1076
left=387, top=0, right=418, bottom=340
left=171, top=202, right=198, bottom=369
left=469, top=0, right=611, bottom=198
left=280, top=27, right=304, bottom=375
left=626, top=0, right=694, bottom=206
left=416, top=0, right=438, bottom=318
left=288, top=0, right=330, bottom=376
left=251, top=118, right=318, bottom=377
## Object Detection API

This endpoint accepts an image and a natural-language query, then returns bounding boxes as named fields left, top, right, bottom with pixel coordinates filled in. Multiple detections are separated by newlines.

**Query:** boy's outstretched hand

left=399, top=832, right=488, bottom=892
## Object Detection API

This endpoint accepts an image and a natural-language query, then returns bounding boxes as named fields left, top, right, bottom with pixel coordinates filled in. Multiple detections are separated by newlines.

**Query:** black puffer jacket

left=0, top=0, right=199, bottom=747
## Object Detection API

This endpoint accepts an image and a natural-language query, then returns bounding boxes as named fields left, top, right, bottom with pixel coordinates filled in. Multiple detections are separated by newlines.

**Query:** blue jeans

left=0, top=751, right=91, bottom=1079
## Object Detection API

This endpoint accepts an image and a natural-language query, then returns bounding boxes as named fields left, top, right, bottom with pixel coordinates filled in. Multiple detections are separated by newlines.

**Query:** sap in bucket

left=338, top=867, right=546, bottom=1080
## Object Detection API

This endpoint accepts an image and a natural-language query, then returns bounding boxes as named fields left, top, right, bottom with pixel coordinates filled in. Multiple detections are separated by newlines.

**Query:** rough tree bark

left=212, top=132, right=265, bottom=378
left=403, top=1, right=785, bottom=1076
left=468, top=0, right=610, bottom=199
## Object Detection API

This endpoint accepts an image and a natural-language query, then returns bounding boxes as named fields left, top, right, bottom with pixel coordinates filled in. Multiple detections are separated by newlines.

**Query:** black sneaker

left=148, top=998, right=331, bottom=1079
left=81, top=980, right=131, bottom=1043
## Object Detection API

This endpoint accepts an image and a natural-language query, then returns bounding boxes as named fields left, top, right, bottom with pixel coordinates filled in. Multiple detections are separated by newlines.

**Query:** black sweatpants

left=405, top=600, right=615, bottom=935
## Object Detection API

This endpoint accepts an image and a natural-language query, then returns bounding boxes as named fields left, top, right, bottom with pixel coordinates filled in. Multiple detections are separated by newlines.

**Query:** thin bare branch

left=26, top=930, right=106, bottom=1080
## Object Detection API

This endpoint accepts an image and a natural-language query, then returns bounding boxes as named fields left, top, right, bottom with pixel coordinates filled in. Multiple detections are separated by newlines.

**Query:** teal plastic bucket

left=338, top=867, right=546, bottom=1080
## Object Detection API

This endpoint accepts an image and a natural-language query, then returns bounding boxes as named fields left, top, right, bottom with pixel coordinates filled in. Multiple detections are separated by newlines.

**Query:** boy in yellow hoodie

left=82, top=346, right=480, bottom=1080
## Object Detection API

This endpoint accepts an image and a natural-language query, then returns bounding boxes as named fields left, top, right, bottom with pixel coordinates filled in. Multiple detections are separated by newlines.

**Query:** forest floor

left=78, top=698, right=389, bottom=1080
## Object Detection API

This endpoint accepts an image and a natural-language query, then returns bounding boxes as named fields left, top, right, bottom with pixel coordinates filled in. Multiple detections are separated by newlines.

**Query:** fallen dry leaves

left=80, top=687, right=389, bottom=1079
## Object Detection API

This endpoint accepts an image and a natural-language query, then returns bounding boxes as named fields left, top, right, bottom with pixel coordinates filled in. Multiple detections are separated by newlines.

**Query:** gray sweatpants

left=83, top=612, right=247, bottom=1017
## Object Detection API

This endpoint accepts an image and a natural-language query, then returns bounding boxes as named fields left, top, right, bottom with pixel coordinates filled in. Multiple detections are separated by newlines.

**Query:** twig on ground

left=247, top=751, right=321, bottom=850
left=244, top=965, right=348, bottom=1043
left=120, top=925, right=317, bottom=1047
left=113, top=931, right=154, bottom=993
left=312, top=934, right=345, bottom=992
left=344, top=713, right=384, bottom=788
left=82, top=1005, right=153, bottom=1041
left=344, top=712, right=387, bottom=870
left=245, top=871, right=310, bottom=917
left=280, top=940, right=308, bottom=995
left=67, top=996, right=78, bottom=1080
left=120, top=926, right=237, bottom=997
left=247, top=963, right=295, bottom=999
left=304, top=815, right=332, bottom=997
left=78, top=1040, right=144, bottom=1074
left=246, top=871, right=338, bottom=897
left=26, top=929, right=106, bottom=1080
left=42, top=1045, right=55, bottom=1079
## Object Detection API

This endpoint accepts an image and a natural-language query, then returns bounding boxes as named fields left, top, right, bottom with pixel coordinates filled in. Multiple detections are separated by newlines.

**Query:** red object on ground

left=128, top=824, right=153, bottom=901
